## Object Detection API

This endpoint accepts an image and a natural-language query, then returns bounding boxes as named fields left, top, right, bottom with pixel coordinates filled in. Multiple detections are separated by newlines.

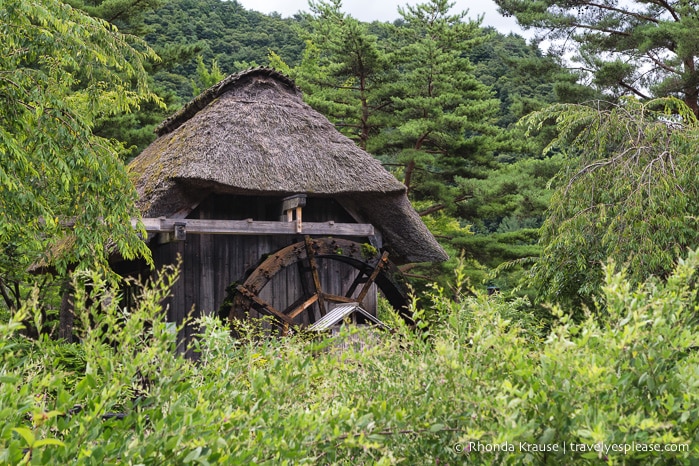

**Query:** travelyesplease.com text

left=453, top=440, right=689, bottom=456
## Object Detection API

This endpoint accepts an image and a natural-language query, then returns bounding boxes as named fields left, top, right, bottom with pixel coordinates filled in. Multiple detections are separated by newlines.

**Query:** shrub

left=1, top=251, right=698, bottom=464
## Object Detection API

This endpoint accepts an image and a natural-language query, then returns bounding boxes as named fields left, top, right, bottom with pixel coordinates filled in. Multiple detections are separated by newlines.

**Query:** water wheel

left=226, top=236, right=410, bottom=333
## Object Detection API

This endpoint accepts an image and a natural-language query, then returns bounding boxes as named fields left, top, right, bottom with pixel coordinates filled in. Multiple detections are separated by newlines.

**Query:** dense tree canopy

left=267, top=0, right=598, bottom=292
left=0, top=0, right=156, bottom=310
left=142, top=0, right=304, bottom=92
left=495, top=0, right=699, bottom=116
left=524, top=97, right=699, bottom=310
left=64, top=0, right=167, bottom=34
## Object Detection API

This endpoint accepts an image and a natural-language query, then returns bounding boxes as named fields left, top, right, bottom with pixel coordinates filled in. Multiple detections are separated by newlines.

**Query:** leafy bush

left=1, top=251, right=698, bottom=464
left=526, top=98, right=699, bottom=311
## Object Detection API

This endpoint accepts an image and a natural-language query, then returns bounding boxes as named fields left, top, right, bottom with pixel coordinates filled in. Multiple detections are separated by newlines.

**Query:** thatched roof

left=128, top=67, right=447, bottom=263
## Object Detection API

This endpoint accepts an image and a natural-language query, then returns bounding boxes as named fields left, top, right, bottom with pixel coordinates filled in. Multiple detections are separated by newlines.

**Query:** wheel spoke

left=285, top=293, right=320, bottom=320
left=356, top=251, right=389, bottom=306
left=323, top=294, right=357, bottom=304
left=235, top=285, right=293, bottom=326
left=345, top=270, right=367, bottom=299
left=304, top=236, right=327, bottom=316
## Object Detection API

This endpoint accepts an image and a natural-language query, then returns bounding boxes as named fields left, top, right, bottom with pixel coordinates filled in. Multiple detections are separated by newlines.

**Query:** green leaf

left=12, top=427, right=35, bottom=447
left=33, top=438, right=65, bottom=448
left=539, top=427, right=556, bottom=444
left=183, top=446, right=203, bottom=463
left=429, top=423, right=446, bottom=432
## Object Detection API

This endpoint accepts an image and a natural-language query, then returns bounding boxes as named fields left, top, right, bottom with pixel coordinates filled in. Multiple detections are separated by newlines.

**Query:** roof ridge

left=155, top=66, right=299, bottom=137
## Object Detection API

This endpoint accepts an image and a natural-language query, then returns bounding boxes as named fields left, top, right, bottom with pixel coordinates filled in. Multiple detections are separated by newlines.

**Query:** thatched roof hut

left=129, top=67, right=446, bottom=264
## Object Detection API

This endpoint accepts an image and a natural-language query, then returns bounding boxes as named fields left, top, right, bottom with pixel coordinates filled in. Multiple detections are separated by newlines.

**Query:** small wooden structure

left=308, top=303, right=390, bottom=333
left=117, top=68, right=446, bottom=352
left=308, top=303, right=389, bottom=354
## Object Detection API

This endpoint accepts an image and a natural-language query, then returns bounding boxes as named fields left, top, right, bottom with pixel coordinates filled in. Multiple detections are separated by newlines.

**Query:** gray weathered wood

left=134, top=218, right=373, bottom=236
left=281, top=194, right=306, bottom=212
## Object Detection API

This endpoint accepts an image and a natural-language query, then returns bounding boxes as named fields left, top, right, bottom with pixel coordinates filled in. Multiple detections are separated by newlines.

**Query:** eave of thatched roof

left=128, top=67, right=447, bottom=263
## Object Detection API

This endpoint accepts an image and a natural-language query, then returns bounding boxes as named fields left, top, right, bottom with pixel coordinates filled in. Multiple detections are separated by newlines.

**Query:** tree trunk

left=404, top=159, right=416, bottom=192
left=683, top=57, right=699, bottom=117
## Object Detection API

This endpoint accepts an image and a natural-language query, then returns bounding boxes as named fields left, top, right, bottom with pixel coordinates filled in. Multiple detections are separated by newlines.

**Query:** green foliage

left=191, top=56, right=226, bottom=95
left=63, top=0, right=203, bottom=159
left=141, top=0, right=304, bottom=100
left=495, top=0, right=699, bottom=116
left=407, top=155, right=564, bottom=295
left=280, top=0, right=395, bottom=150
left=383, top=0, right=501, bottom=195
left=0, top=0, right=156, bottom=316
left=3, top=248, right=699, bottom=463
left=524, top=97, right=699, bottom=310
left=467, top=29, right=600, bottom=160
left=409, top=213, right=480, bottom=292
left=457, top=155, right=565, bottom=234
left=64, top=0, right=167, bottom=35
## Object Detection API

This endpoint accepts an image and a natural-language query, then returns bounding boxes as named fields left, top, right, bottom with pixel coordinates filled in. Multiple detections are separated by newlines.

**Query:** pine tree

left=381, top=0, right=501, bottom=201
left=272, top=0, right=395, bottom=150
left=496, top=0, right=699, bottom=116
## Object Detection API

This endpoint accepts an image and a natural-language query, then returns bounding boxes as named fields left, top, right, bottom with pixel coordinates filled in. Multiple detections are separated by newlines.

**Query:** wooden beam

left=132, top=218, right=374, bottom=237
left=281, top=194, right=306, bottom=211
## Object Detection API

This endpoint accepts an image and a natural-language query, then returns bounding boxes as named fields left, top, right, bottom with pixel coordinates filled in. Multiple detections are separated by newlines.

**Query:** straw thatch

left=128, top=67, right=447, bottom=263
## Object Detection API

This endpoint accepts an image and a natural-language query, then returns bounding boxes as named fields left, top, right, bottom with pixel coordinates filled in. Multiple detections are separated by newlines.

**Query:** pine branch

left=418, top=194, right=472, bottom=216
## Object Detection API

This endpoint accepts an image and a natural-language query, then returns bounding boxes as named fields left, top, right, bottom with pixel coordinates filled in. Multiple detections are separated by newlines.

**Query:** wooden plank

left=281, top=194, right=306, bottom=211
left=183, top=232, right=200, bottom=358
left=133, top=218, right=374, bottom=237
left=170, top=241, right=186, bottom=354
left=199, top=241, right=215, bottom=316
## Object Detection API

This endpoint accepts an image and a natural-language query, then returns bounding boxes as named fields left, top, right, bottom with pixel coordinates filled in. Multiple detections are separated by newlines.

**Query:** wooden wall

left=144, top=194, right=377, bottom=354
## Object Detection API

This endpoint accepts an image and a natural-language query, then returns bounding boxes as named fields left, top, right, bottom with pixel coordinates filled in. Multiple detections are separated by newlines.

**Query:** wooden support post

left=295, top=206, right=302, bottom=233
left=282, top=194, right=306, bottom=233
